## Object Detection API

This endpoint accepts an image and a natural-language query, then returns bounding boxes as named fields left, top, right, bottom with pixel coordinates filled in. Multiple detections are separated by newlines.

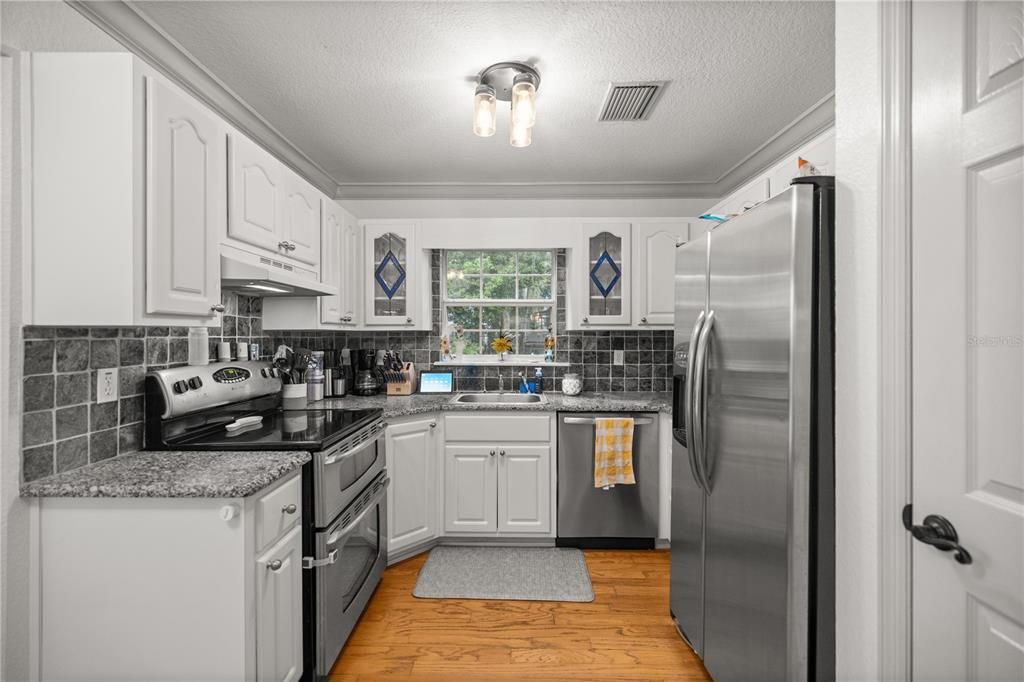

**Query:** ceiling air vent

left=598, top=81, right=666, bottom=122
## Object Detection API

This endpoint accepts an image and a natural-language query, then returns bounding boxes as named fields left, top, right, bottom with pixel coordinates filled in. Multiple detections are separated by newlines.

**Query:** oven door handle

left=302, top=549, right=338, bottom=570
left=325, top=477, right=391, bottom=546
left=321, top=423, right=383, bottom=466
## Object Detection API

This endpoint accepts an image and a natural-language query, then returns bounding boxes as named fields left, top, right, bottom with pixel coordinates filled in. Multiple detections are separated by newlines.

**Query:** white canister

left=217, top=341, right=232, bottom=362
left=562, top=373, right=582, bottom=396
left=187, top=327, right=209, bottom=366
left=282, top=383, right=307, bottom=409
left=235, top=342, right=249, bottom=361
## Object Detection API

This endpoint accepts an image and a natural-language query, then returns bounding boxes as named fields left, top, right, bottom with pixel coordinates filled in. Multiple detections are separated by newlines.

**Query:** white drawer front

left=444, top=414, right=550, bottom=443
left=256, top=474, right=302, bottom=552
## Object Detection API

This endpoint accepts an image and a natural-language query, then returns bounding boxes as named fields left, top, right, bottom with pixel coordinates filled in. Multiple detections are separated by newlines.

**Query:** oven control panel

left=146, top=361, right=282, bottom=419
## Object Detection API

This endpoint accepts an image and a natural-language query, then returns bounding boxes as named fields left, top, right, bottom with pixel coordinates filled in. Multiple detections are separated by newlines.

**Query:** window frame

left=441, top=249, right=557, bottom=360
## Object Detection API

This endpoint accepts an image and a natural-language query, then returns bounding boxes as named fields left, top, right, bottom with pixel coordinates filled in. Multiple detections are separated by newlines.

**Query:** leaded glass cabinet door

left=363, top=221, right=418, bottom=326
left=578, top=222, right=631, bottom=326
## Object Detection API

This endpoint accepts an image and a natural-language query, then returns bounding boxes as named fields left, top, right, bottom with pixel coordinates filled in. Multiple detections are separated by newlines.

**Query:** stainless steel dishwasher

left=556, top=413, right=659, bottom=549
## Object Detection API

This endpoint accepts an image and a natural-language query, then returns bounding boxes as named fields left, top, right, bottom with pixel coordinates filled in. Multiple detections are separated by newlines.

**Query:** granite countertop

left=21, top=450, right=310, bottom=499
left=311, top=391, right=672, bottom=419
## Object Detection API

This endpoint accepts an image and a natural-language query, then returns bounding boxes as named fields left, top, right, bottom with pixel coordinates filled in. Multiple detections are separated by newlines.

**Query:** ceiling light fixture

left=473, top=61, right=541, bottom=148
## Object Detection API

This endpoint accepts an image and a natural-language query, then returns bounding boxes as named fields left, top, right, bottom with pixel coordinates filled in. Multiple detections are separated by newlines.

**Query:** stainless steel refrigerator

left=669, top=177, right=835, bottom=682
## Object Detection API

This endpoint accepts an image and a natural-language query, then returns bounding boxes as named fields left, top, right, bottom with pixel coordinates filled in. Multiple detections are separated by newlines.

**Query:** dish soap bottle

left=534, top=367, right=544, bottom=394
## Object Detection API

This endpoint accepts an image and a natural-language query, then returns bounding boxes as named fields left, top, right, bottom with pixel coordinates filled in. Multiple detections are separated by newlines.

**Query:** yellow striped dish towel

left=593, top=417, right=636, bottom=489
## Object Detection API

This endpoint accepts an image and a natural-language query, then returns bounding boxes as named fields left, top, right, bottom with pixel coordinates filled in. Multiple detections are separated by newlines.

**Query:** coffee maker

left=353, top=349, right=380, bottom=396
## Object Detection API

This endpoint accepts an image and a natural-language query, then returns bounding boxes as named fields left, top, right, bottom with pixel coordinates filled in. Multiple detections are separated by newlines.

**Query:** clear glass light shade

left=509, top=121, right=532, bottom=148
left=511, top=79, right=537, bottom=128
left=473, top=87, right=497, bottom=137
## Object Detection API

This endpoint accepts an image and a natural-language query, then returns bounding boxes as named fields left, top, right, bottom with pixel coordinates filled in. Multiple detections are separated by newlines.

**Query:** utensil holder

left=282, top=383, right=308, bottom=409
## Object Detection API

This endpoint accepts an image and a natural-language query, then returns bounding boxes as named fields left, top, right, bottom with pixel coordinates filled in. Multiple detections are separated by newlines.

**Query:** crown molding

left=68, top=0, right=339, bottom=196
left=334, top=181, right=721, bottom=200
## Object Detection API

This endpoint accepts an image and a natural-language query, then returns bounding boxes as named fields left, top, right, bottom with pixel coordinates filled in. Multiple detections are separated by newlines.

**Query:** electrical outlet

left=97, top=368, right=118, bottom=404
left=613, top=350, right=624, bottom=366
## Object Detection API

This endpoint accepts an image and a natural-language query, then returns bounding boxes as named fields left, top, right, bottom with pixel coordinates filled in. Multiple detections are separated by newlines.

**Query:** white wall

left=834, top=3, right=883, bottom=680
left=338, top=197, right=717, bottom=220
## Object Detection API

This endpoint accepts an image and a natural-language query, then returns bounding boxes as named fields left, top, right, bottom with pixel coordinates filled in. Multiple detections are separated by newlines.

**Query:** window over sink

left=442, top=250, right=555, bottom=358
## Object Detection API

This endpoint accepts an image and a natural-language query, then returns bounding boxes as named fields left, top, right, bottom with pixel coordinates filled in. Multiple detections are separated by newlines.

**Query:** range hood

left=220, top=250, right=336, bottom=297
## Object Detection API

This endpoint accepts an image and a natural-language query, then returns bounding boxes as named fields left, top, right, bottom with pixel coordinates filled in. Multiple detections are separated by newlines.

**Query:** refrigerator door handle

left=683, top=311, right=706, bottom=493
left=692, top=310, right=715, bottom=493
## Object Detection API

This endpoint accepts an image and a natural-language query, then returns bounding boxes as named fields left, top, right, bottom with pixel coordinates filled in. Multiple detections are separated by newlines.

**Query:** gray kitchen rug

left=412, top=546, right=595, bottom=602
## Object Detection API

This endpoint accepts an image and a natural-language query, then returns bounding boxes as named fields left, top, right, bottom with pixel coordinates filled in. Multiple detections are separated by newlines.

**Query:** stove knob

left=188, top=377, right=202, bottom=390
left=172, top=380, right=188, bottom=394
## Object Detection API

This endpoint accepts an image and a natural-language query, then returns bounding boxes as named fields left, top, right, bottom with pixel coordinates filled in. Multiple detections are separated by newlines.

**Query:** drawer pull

left=268, top=559, right=283, bottom=572
left=282, top=504, right=297, bottom=515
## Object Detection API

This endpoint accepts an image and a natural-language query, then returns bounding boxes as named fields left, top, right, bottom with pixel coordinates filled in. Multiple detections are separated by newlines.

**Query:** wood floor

left=329, top=549, right=710, bottom=681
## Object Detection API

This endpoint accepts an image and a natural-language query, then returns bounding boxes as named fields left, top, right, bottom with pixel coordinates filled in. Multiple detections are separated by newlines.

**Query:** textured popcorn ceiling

left=1, top=1, right=124, bottom=51
left=135, top=1, right=834, bottom=187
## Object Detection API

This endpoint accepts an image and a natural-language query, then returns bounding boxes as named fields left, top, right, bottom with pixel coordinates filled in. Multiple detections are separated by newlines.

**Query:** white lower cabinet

left=442, top=413, right=554, bottom=536
left=32, top=472, right=303, bottom=681
left=256, top=525, right=303, bottom=682
left=385, top=416, right=440, bottom=555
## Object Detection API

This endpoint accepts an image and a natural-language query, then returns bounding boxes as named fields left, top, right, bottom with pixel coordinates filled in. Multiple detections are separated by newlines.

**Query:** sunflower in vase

left=489, top=330, right=515, bottom=361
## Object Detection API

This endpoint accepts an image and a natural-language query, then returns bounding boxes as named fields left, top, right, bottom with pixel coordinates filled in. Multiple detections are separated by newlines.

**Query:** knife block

left=386, top=362, right=416, bottom=396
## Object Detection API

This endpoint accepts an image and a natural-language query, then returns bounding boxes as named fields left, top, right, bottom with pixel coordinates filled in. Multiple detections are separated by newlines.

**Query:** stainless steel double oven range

left=145, top=361, right=387, bottom=681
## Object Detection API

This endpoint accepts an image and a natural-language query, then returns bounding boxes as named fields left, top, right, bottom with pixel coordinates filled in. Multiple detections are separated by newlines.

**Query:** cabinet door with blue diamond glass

left=578, top=223, right=631, bottom=326
left=363, top=221, right=419, bottom=326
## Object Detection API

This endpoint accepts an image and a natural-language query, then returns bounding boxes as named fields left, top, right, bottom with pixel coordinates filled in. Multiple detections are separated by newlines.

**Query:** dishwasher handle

left=562, top=416, right=655, bottom=426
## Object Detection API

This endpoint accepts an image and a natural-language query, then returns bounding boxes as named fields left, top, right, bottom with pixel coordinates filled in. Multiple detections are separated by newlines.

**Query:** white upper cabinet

left=228, top=133, right=283, bottom=254
left=280, top=171, right=320, bottom=267
left=28, top=53, right=223, bottom=326
left=318, top=199, right=344, bottom=325
left=227, top=132, right=321, bottom=274
left=362, top=220, right=429, bottom=328
left=338, top=209, right=361, bottom=326
left=146, top=75, right=224, bottom=318
left=632, top=222, right=690, bottom=327
left=574, top=222, right=632, bottom=327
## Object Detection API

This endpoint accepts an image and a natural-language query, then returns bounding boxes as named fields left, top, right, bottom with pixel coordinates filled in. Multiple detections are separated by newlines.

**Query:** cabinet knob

left=582, top=316, right=589, bottom=324
left=282, top=503, right=297, bottom=515
left=641, top=317, right=648, bottom=324
left=499, top=450, right=506, bottom=457
left=210, top=304, right=226, bottom=313
left=278, top=240, right=291, bottom=250
left=489, top=450, right=496, bottom=457
left=340, top=316, right=353, bottom=323
left=430, top=422, right=437, bottom=428
left=288, top=242, right=298, bottom=251
left=406, top=317, right=413, bottom=324
left=268, top=559, right=283, bottom=572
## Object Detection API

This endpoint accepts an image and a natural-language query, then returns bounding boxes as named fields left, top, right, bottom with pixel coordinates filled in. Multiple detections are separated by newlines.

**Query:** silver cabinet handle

left=562, top=417, right=654, bottom=426
left=278, top=240, right=291, bottom=250
left=406, top=317, right=413, bottom=324
left=582, top=316, right=590, bottom=324
left=340, top=316, right=353, bottom=323
left=210, top=304, right=225, bottom=313
left=430, top=421, right=437, bottom=428
left=499, top=449, right=506, bottom=457
left=489, top=450, right=496, bottom=457
left=268, top=559, right=283, bottom=571
left=288, top=242, right=298, bottom=251
left=282, top=504, right=297, bottom=515
left=641, top=317, right=648, bottom=324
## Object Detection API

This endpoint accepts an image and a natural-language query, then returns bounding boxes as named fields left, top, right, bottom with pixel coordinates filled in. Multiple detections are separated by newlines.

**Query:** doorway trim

left=877, top=0, right=913, bottom=679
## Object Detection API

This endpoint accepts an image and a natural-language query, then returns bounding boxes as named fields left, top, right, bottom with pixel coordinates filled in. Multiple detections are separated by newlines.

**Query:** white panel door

left=497, top=445, right=550, bottom=533
left=444, top=445, right=497, bottom=533
left=228, top=133, right=286, bottom=255
left=281, top=172, right=320, bottom=268
left=912, top=2, right=1024, bottom=680
left=339, top=209, right=360, bottom=326
left=145, top=75, right=223, bottom=317
left=255, top=525, right=303, bottom=682
left=386, top=417, right=438, bottom=553
left=363, top=221, right=418, bottom=326
left=632, top=222, right=690, bottom=326
left=319, top=199, right=343, bottom=325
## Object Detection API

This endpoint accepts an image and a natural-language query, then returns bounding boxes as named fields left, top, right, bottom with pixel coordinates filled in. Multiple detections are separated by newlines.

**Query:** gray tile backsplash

left=19, top=292, right=266, bottom=482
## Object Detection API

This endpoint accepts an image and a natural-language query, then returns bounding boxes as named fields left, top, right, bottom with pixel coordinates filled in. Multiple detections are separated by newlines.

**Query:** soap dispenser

left=534, top=367, right=544, bottom=394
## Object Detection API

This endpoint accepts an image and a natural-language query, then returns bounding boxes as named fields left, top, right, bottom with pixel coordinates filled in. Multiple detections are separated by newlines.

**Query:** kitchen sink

left=452, top=392, right=547, bottom=405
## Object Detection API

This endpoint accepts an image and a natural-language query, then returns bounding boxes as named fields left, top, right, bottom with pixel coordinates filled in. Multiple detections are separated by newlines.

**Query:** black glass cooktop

left=151, top=396, right=381, bottom=451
